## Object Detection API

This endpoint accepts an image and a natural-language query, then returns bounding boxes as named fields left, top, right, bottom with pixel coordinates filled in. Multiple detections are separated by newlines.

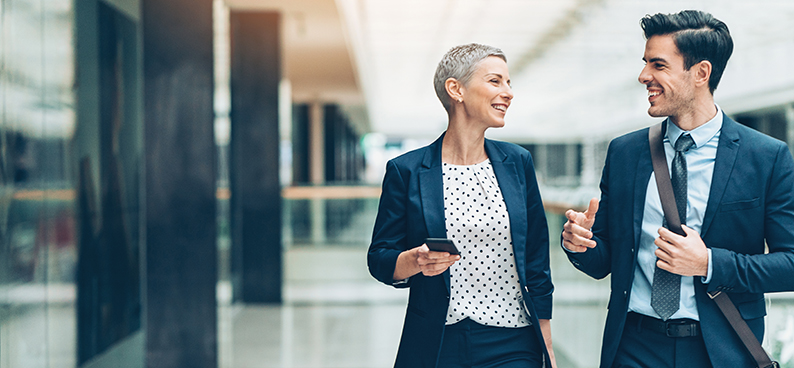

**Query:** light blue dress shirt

left=628, top=106, right=723, bottom=321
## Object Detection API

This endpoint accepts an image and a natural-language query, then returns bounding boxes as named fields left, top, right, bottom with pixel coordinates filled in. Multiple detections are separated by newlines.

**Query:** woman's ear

left=445, top=78, right=464, bottom=103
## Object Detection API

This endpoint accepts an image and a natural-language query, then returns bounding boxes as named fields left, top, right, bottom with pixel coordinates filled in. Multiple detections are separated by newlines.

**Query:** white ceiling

left=226, top=0, right=362, bottom=105
left=5, top=0, right=794, bottom=145
left=337, top=0, right=794, bottom=143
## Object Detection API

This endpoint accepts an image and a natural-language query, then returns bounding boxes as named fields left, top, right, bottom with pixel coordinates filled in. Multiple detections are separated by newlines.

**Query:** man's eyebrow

left=645, top=57, right=667, bottom=64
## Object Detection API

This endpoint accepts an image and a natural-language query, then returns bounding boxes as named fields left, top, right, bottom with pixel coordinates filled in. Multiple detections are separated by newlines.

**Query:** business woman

left=367, top=43, right=556, bottom=368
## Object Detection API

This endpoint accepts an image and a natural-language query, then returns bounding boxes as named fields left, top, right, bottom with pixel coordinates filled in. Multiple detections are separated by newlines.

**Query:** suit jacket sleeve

left=523, top=152, right=554, bottom=319
left=709, top=142, right=794, bottom=294
left=564, top=140, right=615, bottom=280
left=368, top=159, right=412, bottom=288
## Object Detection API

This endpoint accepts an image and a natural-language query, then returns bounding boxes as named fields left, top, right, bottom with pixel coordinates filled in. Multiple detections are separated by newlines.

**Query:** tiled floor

left=215, top=243, right=612, bottom=368
left=3, top=245, right=794, bottom=368
left=219, top=302, right=405, bottom=368
left=219, top=245, right=794, bottom=368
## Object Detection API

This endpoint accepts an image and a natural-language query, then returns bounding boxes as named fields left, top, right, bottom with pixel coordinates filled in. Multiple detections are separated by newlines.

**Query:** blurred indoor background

left=1, top=0, right=794, bottom=367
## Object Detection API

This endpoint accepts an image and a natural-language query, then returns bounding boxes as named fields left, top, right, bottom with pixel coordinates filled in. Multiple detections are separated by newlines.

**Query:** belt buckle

left=665, top=320, right=695, bottom=337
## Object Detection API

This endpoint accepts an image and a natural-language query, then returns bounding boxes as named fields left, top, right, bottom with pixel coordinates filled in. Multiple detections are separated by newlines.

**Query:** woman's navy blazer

left=368, top=133, right=553, bottom=368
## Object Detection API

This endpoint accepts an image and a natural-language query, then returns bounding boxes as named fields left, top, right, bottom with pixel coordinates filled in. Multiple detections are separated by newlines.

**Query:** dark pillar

left=323, top=104, right=338, bottom=183
left=291, top=103, right=310, bottom=184
left=229, top=11, right=282, bottom=303
left=143, top=0, right=217, bottom=367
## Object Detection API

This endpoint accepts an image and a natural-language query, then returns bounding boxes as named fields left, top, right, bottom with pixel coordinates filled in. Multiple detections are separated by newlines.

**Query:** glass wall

left=1, top=0, right=78, bottom=366
left=1, top=0, right=144, bottom=366
left=74, top=2, right=143, bottom=365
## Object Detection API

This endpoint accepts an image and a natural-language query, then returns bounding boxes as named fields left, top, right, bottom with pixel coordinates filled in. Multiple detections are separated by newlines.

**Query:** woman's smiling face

left=459, top=56, right=513, bottom=129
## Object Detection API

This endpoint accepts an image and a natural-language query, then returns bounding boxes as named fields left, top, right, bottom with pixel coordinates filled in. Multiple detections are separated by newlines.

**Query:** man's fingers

left=562, top=231, right=596, bottom=249
left=584, top=198, right=599, bottom=220
left=565, top=209, right=582, bottom=223
left=563, top=240, right=584, bottom=253
left=654, top=241, right=672, bottom=258
left=563, top=221, right=593, bottom=241
left=657, top=226, right=686, bottom=244
left=655, top=258, right=673, bottom=272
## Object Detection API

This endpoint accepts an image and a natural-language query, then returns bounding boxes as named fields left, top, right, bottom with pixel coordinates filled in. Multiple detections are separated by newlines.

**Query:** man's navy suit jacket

left=567, top=116, right=794, bottom=367
left=368, top=133, right=554, bottom=368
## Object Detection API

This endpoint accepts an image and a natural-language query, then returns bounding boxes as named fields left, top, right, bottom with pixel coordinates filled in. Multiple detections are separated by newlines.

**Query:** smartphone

left=425, top=238, right=460, bottom=255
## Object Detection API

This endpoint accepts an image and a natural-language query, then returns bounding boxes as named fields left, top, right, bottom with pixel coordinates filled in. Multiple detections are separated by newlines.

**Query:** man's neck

left=670, top=99, right=718, bottom=131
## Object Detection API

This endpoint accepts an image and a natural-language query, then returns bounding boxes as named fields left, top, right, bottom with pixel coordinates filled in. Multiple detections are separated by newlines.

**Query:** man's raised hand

left=562, top=198, right=599, bottom=253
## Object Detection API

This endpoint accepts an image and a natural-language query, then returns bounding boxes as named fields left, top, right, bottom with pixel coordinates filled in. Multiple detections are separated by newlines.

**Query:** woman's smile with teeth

left=492, top=104, right=507, bottom=112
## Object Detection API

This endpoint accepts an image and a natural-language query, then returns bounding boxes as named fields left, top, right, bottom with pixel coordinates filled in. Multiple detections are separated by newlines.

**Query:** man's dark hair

left=641, top=10, right=733, bottom=94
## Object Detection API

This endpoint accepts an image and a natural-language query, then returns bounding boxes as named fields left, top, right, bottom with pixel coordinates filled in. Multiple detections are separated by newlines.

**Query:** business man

left=563, top=10, right=794, bottom=368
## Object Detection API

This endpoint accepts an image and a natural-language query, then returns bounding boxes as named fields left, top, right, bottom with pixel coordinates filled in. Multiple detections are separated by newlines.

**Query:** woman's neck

left=442, top=126, right=488, bottom=165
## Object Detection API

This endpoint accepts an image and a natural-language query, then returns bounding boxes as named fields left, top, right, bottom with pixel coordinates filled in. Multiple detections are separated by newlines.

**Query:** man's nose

left=638, top=65, right=652, bottom=85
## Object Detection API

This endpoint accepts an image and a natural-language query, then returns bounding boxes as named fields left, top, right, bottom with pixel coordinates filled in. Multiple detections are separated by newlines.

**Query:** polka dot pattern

left=442, top=159, right=530, bottom=328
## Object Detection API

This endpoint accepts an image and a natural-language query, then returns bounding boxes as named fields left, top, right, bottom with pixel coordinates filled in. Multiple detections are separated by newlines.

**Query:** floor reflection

left=218, top=244, right=794, bottom=368
left=2, top=245, right=793, bottom=368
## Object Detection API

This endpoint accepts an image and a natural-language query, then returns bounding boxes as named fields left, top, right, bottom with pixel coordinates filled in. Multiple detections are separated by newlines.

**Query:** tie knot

left=675, top=134, right=695, bottom=153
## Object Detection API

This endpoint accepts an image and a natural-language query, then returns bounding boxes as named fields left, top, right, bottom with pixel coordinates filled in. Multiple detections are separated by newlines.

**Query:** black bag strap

left=648, top=122, right=778, bottom=368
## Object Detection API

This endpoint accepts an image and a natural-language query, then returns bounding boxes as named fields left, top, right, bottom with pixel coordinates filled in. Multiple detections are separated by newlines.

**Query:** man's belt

left=627, top=312, right=700, bottom=338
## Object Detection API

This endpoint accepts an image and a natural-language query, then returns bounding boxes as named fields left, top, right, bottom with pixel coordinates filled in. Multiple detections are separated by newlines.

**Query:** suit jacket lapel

left=484, top=140, right=528, bottom=284
left=419, top=133, right=449, bottom=290
left=701, top=116, right=740, bottom=236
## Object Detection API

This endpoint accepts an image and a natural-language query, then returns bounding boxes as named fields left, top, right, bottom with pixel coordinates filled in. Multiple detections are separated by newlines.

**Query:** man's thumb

left=584, top=198, right=599, bottom=219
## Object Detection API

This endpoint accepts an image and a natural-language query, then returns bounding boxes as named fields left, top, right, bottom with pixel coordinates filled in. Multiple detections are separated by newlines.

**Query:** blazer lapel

left=484, top=140, right=528, bottom=283
left=701, top=116, right=740, bottom=236
left=419, top=133, right=449, bottom=290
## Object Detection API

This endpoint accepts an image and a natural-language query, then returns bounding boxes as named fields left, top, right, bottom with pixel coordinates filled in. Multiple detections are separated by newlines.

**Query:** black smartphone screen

left=425, top=238, right=460, bottom=255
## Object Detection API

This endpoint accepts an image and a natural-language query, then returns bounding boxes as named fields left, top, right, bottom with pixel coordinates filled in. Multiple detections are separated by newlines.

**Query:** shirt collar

left=666, top=104, right=723, bottom=149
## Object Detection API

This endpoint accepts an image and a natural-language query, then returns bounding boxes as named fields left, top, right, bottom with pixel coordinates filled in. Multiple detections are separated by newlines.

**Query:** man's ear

left=445, top=78, right=464, bottom=102
left=693, top=60, right=712, bottom=89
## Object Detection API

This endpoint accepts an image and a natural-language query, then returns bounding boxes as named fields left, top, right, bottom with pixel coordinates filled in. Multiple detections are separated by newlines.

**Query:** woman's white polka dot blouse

left=442, top=159, right=530, bottom=328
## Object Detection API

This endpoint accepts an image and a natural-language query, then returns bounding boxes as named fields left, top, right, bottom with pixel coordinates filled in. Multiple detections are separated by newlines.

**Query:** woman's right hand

left=393, top=244, right=461, bottom=280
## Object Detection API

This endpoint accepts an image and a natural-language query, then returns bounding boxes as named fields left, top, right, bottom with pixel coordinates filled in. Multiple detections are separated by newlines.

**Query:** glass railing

left=281, top=185, right=381, bottom=249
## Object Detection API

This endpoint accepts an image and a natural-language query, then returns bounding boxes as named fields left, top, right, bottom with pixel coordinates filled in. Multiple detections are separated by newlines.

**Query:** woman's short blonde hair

left=433, top=43, right=506, bottom=112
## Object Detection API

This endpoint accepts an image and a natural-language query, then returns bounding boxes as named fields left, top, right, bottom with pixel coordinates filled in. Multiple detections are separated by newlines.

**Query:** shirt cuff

left=701, top=248, right=713, bottom=284
left=392, top=278, right=410, bottom=286
left=562, top=243, right=580, bottom=253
